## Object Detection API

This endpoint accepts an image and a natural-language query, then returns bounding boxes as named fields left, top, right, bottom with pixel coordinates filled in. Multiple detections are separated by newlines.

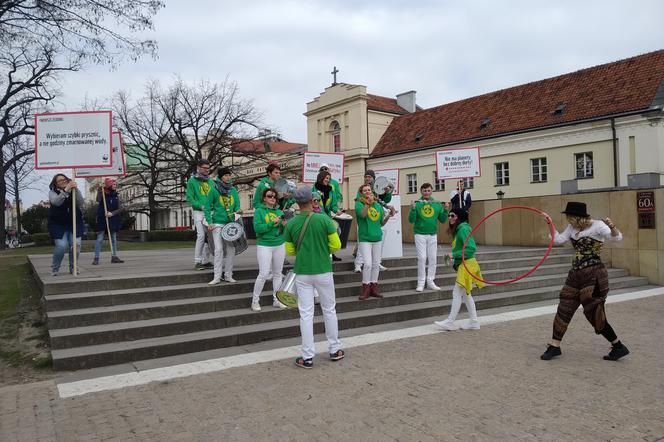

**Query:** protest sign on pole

left=302, top=151, right=345, bottom=183
left=34, top=111, right=113, bottom=169
left=435, top=147, right=481, bottom=180
left=374, top=169, right=400, bottom=195
left=74, top=131, right=126, bottom=178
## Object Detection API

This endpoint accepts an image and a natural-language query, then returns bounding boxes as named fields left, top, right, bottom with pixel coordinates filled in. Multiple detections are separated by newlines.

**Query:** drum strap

left=295, top=212, right=314, bottom=252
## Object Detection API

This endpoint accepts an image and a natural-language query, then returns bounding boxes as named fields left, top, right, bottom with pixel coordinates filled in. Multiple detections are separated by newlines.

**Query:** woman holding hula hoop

left=434, top=208, right=484, bottom=331
left=541, top=202, right=629, bottom=361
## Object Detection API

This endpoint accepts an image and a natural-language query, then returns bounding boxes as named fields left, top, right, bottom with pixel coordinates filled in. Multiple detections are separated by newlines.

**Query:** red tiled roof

left=366, top=94, right=410, bottom=115
left=372, top=50, right=664, bottom=157
left=232, top=139, right=306, bottom=154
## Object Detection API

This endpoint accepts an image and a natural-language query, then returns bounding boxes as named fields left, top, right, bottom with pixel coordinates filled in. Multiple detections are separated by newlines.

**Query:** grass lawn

left=0, top=240, right=193, bottom=384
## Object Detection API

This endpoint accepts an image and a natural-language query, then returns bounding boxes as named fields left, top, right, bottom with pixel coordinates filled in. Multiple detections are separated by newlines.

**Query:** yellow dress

left=452, top=237, right=485, bottom=295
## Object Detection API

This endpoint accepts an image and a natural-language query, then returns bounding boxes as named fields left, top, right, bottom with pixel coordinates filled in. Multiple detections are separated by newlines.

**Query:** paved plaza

left=2, top=286, right=663, bottom=441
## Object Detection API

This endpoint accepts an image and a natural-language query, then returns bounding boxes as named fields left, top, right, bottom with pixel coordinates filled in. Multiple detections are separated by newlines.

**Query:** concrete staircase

left=43, top=248, right=649, bottom=370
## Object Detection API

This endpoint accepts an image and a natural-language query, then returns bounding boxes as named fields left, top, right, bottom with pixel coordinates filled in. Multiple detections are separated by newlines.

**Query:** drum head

left=221, top=222, right=244, bottom=241
left=275, top=290, right=298, bottom=308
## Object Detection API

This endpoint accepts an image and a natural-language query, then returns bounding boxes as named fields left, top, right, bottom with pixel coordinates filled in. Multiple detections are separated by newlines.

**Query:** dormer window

left=480, top=117, right=491, bottom=130
left=553, top=104, right=566, bottom=116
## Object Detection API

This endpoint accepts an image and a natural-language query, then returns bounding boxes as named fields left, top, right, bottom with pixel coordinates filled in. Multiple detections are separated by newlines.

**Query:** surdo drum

left=220, top=221, right=248, bottom=255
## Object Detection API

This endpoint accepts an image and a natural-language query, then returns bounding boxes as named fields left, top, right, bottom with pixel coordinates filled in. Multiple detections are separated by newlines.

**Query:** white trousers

left=193, top=211, right=211, bottom=264
left=252, top=244, right=285, bottom=303
left=354, top=227, right=386, bottom=267
left=414, top=234, right=438, bottom=286
left=446, top=284, right=478, bottom=321
left=211, top=226, right=235, bottom=281
left=359, top=241, right=381, bottom=284
left=295, top=272, right=341, bottom=360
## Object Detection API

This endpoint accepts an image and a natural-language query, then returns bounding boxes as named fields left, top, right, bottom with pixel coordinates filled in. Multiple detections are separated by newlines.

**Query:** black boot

left=603, top=341, right=629, bottom=361
left=540, top=345, right=562, bottom=360
left=332, top=254, right=342, bottom=262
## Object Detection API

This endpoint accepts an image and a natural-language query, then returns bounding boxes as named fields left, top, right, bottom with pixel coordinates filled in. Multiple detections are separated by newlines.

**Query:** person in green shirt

left=205, top=167, right=242, bottom=285
left=408, top=182, right=450, bottom=292
left=353, top=169, right=394, bottom=273
left=284, top=186, right=344, bottom=369
left=251, top=187, right=287, bottom=312
left=252, top=162, right=295, bottom=212
left=313, top=170, right=344, bottom=262
left=318, top=164, right=342, bottom=206
left=434, top=208, right=484, bottom=331
left=356, top=183, right=394, bottom=301
left=186, top=159, right=215, bottom=270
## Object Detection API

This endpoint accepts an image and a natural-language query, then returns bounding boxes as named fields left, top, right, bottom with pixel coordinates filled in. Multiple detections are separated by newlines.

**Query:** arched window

left=330, top=121, right=341, bottom=152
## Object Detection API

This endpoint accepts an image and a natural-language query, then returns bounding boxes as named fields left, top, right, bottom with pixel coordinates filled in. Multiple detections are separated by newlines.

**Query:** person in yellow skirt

left=434, top=208, right=484, bottom=330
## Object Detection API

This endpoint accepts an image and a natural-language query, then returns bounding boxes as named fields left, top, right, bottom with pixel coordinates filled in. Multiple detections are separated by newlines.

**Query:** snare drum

left=221, top=221, right=248, bottom=255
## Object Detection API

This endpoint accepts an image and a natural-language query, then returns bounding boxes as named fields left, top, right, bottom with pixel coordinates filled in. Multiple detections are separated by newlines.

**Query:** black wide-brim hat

left=561, top=201, right=590, bottom=217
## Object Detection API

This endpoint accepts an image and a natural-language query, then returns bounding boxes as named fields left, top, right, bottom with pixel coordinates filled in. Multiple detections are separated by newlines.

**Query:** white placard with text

left=74, top=132, right=126, bottom=178
left=34, top=111, right=113, bottom=169
left=302, top=151, right=344, bottom=183
left=435, top=147, right=481, bottom=180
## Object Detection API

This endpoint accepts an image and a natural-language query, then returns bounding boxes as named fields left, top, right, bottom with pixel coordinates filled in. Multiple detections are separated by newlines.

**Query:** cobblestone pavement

left=2, top=295, right=663, bottom=442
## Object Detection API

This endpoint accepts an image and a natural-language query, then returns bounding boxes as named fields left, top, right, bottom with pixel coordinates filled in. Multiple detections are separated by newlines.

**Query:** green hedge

left=147, top=229, right=196, bottom=241
left=31, top=233, right=52, bottom=246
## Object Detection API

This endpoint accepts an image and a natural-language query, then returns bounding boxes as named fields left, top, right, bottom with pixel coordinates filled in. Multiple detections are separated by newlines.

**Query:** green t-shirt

left=451, top=222, right=476, bottom=266
left=408, top=198, right=449, bottom=235
left=330, top=178, right=343, bottom=204
left=186, top=176, right=214, bottom=211
left=205, top=184, right=240, bottom=224
left=253, top=204, right=285, bottom=246
left=355, top=200, right=384, bottom=242
left=283, top=212, right=338, bottom=274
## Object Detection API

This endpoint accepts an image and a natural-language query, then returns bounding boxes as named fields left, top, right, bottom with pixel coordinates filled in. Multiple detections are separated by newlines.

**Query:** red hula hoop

left=461, top=205, right=555, bottom=286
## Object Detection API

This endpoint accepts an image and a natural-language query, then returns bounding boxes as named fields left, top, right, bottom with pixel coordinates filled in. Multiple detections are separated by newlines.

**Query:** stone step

left=49, top=275, right=649, bottom=370
left=40, top=248, right=573, bottom=295
left=46, top=261, right=582, bottom=329
left=48, top=269, right=631, bottom=349
left=45, top=254, right=574, bottom=311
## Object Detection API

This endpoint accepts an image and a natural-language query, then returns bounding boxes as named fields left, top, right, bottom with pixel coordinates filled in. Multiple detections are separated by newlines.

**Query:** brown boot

left=369, top=282, right=383, bottom=298
left=359, top=283, right=371, bottom=300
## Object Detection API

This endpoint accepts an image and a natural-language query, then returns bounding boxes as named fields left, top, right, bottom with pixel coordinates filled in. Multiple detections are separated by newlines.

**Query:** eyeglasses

left=265, top=195, right=277, bottom=199
left=449, top=214, right=458, bottom=218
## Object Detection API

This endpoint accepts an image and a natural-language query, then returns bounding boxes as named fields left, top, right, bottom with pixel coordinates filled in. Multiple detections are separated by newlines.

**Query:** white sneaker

left=354, top=265, right=362, bottom=273
left=434, top=319, right=458, bottom=331
left=224, top=276, right=237, bottom=283
left=460, top=320, right=480, bottom=330
left=415, top=285, right=424, bottom=292
left=251, top=302, right=261, bottom=312
left=273, top=300, right=287, bottom=309
left=426, top=280, right=441, bottom=291
left=379, top=264, right=388, bottom=271
left=208, top=278, right=221, bottom=286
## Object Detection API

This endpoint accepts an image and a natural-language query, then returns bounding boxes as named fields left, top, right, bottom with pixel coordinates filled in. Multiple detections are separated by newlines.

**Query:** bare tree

left=112, top=84, right=183, bottom=230
left=158, top=77, right=265, bottom=178
left=4, top=135, right=44, bottom=233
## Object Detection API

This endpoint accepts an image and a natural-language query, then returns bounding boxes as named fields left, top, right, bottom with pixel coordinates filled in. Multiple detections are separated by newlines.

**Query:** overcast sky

left=23, top=0, right=664, bottom=206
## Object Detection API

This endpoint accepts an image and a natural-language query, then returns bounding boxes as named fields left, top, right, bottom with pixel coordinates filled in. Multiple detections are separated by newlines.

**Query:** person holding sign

left=187, top=159, right=215, bottom=271
left=356, top=184, right=394, bottom=300
left=434, top=208, right=484, bottom=331
left=284, top=187, right=344, bottom=369
left=409, top=183, right=449, bottom=292
left=48, top=174, right=85, bottom=276
left=251, top=188, right=287, bottom=312
left=92, top=178, right=124, bottom=265
left=205, top=167, right=242, bottom=286
left=450, top=180, right=472, bottom=211
left=353, top=170, right=394, bottom=273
